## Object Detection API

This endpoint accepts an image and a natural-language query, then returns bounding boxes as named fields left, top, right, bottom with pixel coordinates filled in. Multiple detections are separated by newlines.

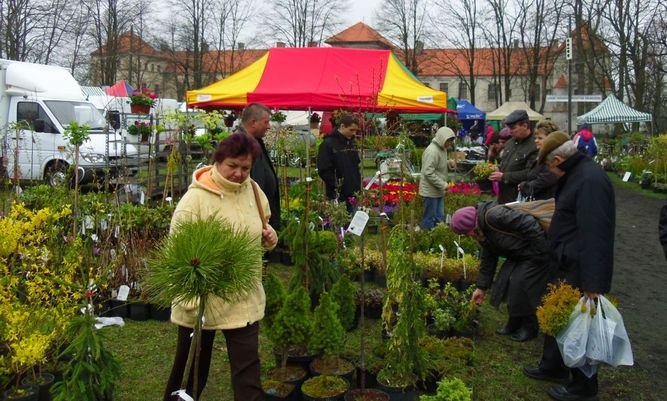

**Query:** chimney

left=276, top=41, right=286, bottom=48
left=237, top=42, right=245, bottom=50
left=308, top=41, right=318, bottom=47
left=415, top=40, right=424, bottom=55
left=513, top=39, right=519, bottom=48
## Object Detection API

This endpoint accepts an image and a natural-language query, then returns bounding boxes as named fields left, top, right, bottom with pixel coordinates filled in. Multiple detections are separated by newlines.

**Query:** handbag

left=250, top=180, right=268, bottom=230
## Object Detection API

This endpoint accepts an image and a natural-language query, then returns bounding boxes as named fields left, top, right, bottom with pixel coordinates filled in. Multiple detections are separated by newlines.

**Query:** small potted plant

left=129, top=88, right=157, bottom=114
left=127, top=121, right=152, bottom=142
left=270, top=110, right=287, bottom=127
left=310, top=112, right=321, bottom=130
left=301, top=375, right=349, bottom=401
left=471, top=161, right=496, bottom=191
left=308, top=292, right=355, bottom=382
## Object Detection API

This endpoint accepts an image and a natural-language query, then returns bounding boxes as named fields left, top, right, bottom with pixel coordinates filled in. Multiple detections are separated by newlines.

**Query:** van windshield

left=45, top=101, right=107, bottom=130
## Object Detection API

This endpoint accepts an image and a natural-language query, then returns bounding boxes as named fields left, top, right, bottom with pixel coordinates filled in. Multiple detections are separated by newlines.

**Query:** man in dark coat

left=489, top=110, right=538, bottom=203
left=523, top=132, right=616, bottom=401
left=235, top=103, right=281, bottom=229
left=316, top=113, right=361, bottom=212
left=450, top=201, right=551, bottom=342
left=660, top=202, right=667, bottom=261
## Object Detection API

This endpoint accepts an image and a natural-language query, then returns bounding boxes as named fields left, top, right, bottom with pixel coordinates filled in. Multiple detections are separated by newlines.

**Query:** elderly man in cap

left=449, top=201, right=551, bottom=342
left=489, top=110, right=538, bottom=203
left=419, top=126, right=456, bottom=229
left=523, top=132, right=615, bottom=401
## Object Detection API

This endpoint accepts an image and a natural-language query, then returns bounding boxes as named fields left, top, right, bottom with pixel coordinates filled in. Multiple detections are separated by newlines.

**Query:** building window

left=458, top=81, right=469, bottom=99
left=488, top=83, right=498, bottom=101
left=439, top=82, right=449, bottom=92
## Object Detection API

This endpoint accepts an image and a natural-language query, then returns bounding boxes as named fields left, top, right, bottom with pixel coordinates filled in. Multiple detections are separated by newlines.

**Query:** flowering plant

left=129, top=88, right=157, bottom=107
left=471, top=162, right=496, bottom=181
left=360, top=180, right=418, bottom=209
left=127, top=121, right=151, bottom=136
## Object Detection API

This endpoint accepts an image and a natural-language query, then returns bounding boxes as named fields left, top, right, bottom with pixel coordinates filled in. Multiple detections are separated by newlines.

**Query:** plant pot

left=476, top=179, right=492, bottom=192
left=264, top=381, right=296, bottom=401
left=309, top=358, right=355, bottom=383
left=301, top=376, right=349, bottom=401
left=150, top=304, right=171, bottom=321
left=268, top=365, right=308, bottom=401
left=3, top=385, right=39, bottom=401
left=108, top=299, right=129, bottom=318
left=426, top=323, right=451, bottom=339
left=274, top=350, right=317, bottom=372
left=21, top=372, right=55, bottom=401
left=355, top=367, right=378, bottom=389
left=375, top=380, right=415, bottom=401
left=344, top=389, right=390, bottom=401
left=130, top=104, right=150, bottom=114
left=128, top=301, right=151, bottom=320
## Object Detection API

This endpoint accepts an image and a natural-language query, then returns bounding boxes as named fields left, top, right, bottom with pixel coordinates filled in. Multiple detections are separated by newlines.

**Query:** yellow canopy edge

left=378, top=54, right=447, bottom=111
left=186, top=52, right=270, bottom=107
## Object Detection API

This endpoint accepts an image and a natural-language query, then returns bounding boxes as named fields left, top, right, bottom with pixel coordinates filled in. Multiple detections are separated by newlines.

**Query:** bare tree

left=1, top=0, right=39, bottom=61
left=169, top=0, right=211, bottom=88
left=483, top=0, right=520, bottom=104
left=432, top=0, right=484, bottom=103
left=86, top=0, right=134, bottom=85
left=375, top=0, right=430, bottom=74
left=265, top=0, right=349, bottom=48
left=515, top=0, right=565, bottom=111
left=210, top=0, right=253, bottom=80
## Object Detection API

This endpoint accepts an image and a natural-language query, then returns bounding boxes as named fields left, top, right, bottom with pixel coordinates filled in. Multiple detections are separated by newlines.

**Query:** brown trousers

left=164, top=322, right=263, bottom=401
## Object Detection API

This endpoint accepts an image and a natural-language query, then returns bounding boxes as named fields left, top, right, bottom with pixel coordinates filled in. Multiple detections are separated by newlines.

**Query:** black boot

left=511, top=316, right=538, bottom=342
left=496, top=316, right=522, bottom=335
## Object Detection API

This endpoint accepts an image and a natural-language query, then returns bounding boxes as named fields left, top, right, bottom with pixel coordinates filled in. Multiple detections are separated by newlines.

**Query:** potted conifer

left=308, top=292, right=354, bottom=382
left=145, top=218, right=263, bottom=401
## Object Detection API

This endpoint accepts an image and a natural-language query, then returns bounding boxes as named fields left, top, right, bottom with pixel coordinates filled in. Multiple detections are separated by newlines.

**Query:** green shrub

left=329, top=275, right=357, bottom=331
left=269, top=286, right=312, bottom=368
left=264, top=272, right=286, bottom=331
left=419, top=377, right=472, bottom=401
left=309, top=292, right=345, bottom=357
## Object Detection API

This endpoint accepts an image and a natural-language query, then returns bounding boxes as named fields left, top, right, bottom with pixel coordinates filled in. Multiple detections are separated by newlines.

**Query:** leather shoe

left=523, top=367, right=569, bottom=383
left=495, top=325, right=518, bottom=335
left=510, top=327, right=537, bottom=342
left=547, top=385, right=598, bottom=401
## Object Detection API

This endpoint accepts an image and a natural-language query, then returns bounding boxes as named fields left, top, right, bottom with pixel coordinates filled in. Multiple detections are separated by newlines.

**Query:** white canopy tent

left=486, top=101, right=544, bottom=121
left=576, top=95, right=652, bottom=124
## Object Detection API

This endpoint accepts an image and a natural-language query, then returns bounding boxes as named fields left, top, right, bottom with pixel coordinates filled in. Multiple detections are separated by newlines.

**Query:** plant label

left=117, top=285, right=130, bottom=301
left=364, top=171, right=381, bottom=190
left=622, top=172, right=631, bottom=182
left=172, top=390, right=194, bottom=401
left=347, top=210, right=370, bottom=236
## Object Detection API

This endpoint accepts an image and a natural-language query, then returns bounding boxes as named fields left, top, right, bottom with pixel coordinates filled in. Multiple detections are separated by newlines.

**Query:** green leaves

left=146, top=217, right=263, bottom=307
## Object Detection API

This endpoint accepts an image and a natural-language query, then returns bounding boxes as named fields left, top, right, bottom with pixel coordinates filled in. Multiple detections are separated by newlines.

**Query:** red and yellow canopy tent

left=186, top=47, right=451, bottom=114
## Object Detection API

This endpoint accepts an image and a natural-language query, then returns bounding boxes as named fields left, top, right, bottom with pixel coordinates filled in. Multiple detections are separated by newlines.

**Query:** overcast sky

left=345, top=0, right=382, bottom=27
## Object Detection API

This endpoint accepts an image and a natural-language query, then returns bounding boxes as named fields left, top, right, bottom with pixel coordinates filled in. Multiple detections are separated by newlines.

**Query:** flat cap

left=538, top=131, right=570, bottom=163
left=504, top=109, right=529, bottom=125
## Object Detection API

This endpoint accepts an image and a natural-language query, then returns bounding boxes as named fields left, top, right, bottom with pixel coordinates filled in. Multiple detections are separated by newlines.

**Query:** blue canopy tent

left=456, top=99, right=487, bottom=138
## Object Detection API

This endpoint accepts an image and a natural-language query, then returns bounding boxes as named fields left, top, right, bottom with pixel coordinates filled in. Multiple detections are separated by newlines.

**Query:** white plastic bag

left=557, top=297, right=593, bottom=368
left=586, top=295, right=634, bottom=367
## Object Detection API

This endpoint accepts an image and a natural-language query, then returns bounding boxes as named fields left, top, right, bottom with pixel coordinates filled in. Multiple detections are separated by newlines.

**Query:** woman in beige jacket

left=164, top=134, right=278, bottom=401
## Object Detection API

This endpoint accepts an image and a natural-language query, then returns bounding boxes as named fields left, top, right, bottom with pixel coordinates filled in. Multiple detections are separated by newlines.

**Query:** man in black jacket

left=450, top=201, right=551, bottom=342
left=523, top=131, right=616, bottom=401
left=235, top=103, right=281, bottom=229
left=660, top=202, right=667, bottom=261
left=489, top=110, right=538, bottom=204
left=316, top=113, right=361, bottom=212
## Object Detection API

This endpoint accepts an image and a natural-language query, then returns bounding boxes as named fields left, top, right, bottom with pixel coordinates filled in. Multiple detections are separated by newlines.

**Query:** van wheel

left=45, top=161, right=69, bottom=187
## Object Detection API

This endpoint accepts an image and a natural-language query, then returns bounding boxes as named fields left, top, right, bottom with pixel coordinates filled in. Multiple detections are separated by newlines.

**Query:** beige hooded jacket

left=419, top=127, right=456, bottom=198
left=169, top=165, right=277, bottom=330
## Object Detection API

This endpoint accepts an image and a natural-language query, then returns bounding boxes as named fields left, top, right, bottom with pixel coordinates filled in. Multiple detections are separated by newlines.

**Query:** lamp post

left=567, top=16, right=573, bottom=135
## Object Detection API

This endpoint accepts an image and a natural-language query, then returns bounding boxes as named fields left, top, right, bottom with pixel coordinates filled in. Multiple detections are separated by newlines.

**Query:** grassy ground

left=105, top=264, right=658, bottom=401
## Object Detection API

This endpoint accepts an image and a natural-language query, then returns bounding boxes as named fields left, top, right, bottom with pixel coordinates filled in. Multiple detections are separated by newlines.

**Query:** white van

left=0, top=59, right=139, bottom=185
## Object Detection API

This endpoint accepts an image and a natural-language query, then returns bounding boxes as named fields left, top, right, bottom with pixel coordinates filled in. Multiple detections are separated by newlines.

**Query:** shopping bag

left=556, top=297, right=593, bottom=368
left=586, top=295, right=634, bottom=367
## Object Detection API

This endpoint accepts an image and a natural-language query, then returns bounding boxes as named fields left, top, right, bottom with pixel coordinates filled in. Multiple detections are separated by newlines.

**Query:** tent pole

left=306, top=107, right=311, bottom=178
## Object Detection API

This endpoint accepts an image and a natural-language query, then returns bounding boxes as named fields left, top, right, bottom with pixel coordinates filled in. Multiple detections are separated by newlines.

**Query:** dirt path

left=612, top=183, right=667, bottom=393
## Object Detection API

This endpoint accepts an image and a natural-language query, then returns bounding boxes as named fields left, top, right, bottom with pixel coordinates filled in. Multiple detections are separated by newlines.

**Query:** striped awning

left=577, top=95, right=652, bottom=124
left=81, top=86, right=107, bottom=97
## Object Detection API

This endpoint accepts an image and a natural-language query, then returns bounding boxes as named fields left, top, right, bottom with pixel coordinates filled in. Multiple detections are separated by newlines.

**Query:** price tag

left=364, top=171, right=381, bottom=190
left=622, top=172, right=631, bottom=182
left=117, top=285, right=130, bottom=301
left=347, top=210, right=369, bottom=236
left=172, top=390, right=194, bottom=401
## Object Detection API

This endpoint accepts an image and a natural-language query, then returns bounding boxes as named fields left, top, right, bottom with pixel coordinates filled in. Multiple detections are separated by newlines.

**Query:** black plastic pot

left=3, top=385, right=39, bottom=401
left=107, top=299, right=129, bottom=318
left=344, top=389, right=390, bottom=401
left=21, top=373, right=54, bottom=401
left=128, top=301, right=151, bottom=320
left=150, top=304, right=171, bottom=321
